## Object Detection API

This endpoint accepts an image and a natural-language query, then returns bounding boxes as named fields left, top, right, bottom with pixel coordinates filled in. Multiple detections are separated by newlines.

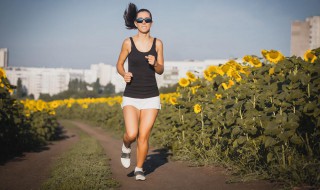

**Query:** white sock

left=135, top=167, right=143, bottom=172
left=122, top=143, right=131, bottom=153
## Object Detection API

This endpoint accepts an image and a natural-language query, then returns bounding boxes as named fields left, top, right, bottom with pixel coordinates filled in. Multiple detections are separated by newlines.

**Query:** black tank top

left=123, top=37, right=159, bottom=98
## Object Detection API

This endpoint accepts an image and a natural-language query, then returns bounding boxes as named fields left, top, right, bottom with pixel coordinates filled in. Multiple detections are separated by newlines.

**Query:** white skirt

left=121, top=96, right=161, bottom=110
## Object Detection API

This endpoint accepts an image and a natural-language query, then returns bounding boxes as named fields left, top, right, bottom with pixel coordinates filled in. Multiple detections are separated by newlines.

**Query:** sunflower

left=231, top=70, right=242, bottom=82
left=221, top=64, right=232, bottom=74
left=261, top=49, right=268, bottom=59
left=50, top=101, right=59, bottom=109
left=178, top=78, right=190, bottom=87
left=186, top=71, right=197, bottom=82
left=304, top=49, right=317, bottom=63
left=215, top=93, right=222, bottom=99
left=207, top=65, right=224, bottom=76
left=265, top=50, right=284, bottom=64
left=228, top=79, right=235, bottom=88
left=230, top=61, right=243, bottom=71
left=82, top=103, right=88, bottom=109
left=222, top=82, right=229, bottom=90
left=169, top=96, right=178, bottom=105
left=242, top=55, right=252, bottom=63
left=249, top=57, right=262, bottom=68
left=191, top=85, right=200, bottom=95
left=203, top=69, right=213, bottom=81
left=0, top=68, right=6, bottom=78
left=36, top=100, right=45, bottom=111
left=193, top=104, right=202, bottom=114
left=269, top=67, right=275, bottom=75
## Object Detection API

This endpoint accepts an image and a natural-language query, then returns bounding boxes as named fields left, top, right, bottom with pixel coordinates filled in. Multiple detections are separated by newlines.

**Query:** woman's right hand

left=123, top=72, right=133, bottom=83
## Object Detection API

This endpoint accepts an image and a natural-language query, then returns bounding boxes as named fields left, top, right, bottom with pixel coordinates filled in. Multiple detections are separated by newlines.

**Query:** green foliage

left=152, top=52, right=320, bottom=188
left=0, top=76, right=60, bottom=162
left=15, top=78, right=28, bottom=98
left=56, top=103, right=124, bottom=138
left=53, top=49, right=320, bottom=188
left=39, top=79, right=118, bottom=101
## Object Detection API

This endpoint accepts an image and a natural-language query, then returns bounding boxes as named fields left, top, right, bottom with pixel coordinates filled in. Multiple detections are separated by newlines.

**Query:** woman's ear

left=134, top=21, right=137, bottom=28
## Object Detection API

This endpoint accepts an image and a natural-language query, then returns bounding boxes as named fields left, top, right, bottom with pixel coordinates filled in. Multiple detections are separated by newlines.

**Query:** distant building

left=291, top=16, right=320, bottom=57
left=90, top=63, right=113, bottom=86
left=5, top=59, right=229, bottom=99
left=0, top=48, right=8, bottom=68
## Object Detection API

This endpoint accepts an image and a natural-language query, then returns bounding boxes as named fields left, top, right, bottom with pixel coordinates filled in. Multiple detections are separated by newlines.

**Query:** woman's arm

left=116, top=39, right=133, bottom=82
left=154, top=39, right=164, bottom=75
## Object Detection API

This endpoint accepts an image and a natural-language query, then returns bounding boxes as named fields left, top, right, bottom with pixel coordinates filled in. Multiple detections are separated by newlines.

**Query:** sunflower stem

left=239, top=103, right=243, bottom=119
left=201, top=110, right=204, bottom=137
left=282, top=145, right=286, bottom=169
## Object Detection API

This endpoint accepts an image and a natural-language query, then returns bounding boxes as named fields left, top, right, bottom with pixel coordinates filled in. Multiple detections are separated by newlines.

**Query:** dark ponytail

left=123, top=3, right=138, bottom=30
left=123, top=3, right=153, bottom=30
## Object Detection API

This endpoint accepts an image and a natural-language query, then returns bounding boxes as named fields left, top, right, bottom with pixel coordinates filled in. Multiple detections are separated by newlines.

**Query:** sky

left=0, top=0, right=319, bottom=69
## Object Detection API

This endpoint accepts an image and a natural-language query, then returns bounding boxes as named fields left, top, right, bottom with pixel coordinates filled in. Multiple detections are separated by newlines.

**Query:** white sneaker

left=121, top=152, right=131, bottom=168
left=134, top=170, right=146, bottom=181
left=121, top=144, right=131, bottom=168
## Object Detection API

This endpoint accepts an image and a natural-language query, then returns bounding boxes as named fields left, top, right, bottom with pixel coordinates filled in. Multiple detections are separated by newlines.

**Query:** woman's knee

left=125, top=132, right=137, bottom=141
left=137, top=135, right=149, bottom=144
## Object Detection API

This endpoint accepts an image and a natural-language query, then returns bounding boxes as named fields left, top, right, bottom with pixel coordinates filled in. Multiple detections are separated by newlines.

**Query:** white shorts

left=121, top=96, right=161, bottom=110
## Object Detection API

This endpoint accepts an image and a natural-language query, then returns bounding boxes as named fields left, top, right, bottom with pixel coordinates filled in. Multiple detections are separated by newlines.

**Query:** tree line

left=13, top=78, right=178, bottom=101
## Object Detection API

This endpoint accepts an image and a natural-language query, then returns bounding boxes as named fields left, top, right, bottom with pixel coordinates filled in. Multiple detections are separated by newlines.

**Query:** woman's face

left=135, top=11, right=152, bottom=33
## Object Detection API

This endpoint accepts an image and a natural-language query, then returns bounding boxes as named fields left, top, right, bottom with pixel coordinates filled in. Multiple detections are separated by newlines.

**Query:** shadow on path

left=127, top=148, right=172, bottom=177
left=0, top=124, right=72, bottom=165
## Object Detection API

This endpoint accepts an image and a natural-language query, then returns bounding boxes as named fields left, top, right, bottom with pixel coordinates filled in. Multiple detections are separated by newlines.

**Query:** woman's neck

left=136, top=32, right=151, bottom=40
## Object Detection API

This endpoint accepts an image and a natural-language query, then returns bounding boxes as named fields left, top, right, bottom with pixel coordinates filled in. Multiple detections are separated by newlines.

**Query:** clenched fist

left=123, top=72, right=133, bottom=83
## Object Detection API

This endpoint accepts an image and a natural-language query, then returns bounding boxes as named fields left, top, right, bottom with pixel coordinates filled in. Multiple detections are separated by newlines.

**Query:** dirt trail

left=0, top=127, right=79, bottom=190
left=70, top=120, right=280, bottom=190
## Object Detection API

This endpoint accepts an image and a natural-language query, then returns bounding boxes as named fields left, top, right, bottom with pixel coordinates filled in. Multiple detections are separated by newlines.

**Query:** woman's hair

left=123, top=3, right=152, bottom=30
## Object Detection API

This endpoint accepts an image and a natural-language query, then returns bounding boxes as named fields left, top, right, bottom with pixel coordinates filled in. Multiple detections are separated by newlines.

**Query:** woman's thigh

left=123, top=105, right=140, bottom=137
left=138, top=109, right=159, bottom=139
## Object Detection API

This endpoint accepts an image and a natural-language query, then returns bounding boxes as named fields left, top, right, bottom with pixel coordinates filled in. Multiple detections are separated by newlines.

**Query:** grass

left=41, top=120, right=120, bottom=190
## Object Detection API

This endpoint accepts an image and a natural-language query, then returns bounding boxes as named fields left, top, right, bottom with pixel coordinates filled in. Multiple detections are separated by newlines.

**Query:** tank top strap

left=152, top=38, right=157, bottom=50
left=129, top=37, right=136, bottom=51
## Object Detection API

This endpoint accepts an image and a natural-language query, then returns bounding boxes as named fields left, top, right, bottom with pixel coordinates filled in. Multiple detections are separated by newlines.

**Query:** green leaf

left=303, top=103, right=316, bottom=113
left=264, top=136, right=277, bottom=148
left=264, top=122, right=281, bottom=136
left=278, top=130, right=294, bottom=142
left=232, top=139, right=238, bottom=148
left=237, top=136, right=247, bottom=145
left=231, top=126, right=241, bottom=136
left=290, top=134, right=303, bottom=145
left=267, top=152, right=274, bottom=163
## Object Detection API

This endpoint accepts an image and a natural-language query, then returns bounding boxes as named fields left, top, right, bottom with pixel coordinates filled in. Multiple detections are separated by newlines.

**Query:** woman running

left=116, top=3, right=164, bottom=181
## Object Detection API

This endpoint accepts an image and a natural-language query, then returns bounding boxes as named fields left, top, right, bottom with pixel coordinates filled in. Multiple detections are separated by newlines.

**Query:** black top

left=123, top=37, right=159, bottom=98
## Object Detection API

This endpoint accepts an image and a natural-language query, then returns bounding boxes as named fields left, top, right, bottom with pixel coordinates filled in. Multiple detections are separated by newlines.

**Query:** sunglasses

left=135, top=18, right=152, bottom=23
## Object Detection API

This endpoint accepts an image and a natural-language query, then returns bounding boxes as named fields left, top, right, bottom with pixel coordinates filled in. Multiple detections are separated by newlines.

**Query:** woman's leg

left=123, top=106, right=140, bottom=148
left=136, top=109, right=159, bottom=168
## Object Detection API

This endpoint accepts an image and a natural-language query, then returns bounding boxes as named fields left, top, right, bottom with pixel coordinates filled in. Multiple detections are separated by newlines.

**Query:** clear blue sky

left=0, top=0, right=319, bottom=69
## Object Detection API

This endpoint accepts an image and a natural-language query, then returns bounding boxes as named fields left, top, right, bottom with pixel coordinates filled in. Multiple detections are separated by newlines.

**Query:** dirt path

left=0, top=126, right=79, bottom=190
left=70, top=120, right=280, bottom=190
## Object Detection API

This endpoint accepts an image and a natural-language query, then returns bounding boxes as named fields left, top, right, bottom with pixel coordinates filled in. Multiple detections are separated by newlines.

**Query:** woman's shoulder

left=155, top=38, right=163, bottom=49
left=122, top=38, right=132, bottom=49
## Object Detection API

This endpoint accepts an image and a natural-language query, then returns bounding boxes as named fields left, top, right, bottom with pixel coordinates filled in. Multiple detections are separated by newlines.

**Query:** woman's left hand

left=145, top=55, right=157, bottom=66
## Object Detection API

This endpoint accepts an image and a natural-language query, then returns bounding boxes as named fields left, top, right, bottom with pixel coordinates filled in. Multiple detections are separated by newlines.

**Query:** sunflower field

left=0, top=68, right=59, bottom=161
left=1, top=47, right=319, bottom=188
left=152, top=48, right=320, bottom=187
